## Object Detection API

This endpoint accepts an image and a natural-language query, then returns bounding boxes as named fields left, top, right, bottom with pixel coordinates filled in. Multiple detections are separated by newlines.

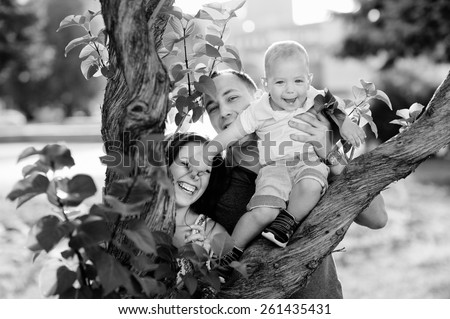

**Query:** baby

left=197, top=41, right=365, bottom=272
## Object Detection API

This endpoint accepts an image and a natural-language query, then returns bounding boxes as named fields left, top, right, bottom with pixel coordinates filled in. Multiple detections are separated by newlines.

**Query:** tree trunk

left=99, top=0, right=175, bottom=266
left=100, top=0, right=450, bottom=298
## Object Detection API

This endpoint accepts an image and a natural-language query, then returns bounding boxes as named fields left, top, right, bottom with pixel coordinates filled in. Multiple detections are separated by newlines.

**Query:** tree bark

left=99, top=0, right=175, bottom=266
left=220, top=71, right=450, bottom=298
left=99, top=0, right=450, bottom=298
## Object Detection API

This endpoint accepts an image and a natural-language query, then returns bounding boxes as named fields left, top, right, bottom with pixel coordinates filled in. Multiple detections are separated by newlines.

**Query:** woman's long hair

left=166, top=132, right=227, bottom=217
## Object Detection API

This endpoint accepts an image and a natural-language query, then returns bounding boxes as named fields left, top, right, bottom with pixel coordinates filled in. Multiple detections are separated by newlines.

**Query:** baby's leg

left=232, top=207, right=280, bottom=250
left=287, top=178, right=323, bottom=224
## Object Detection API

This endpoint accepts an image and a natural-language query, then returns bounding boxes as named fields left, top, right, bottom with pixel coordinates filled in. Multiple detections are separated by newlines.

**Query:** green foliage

left=58, top=10, right=112, bottom=80
left=160, top=0, right=246, bottom=131
left=8, top=142, right=236, bottom=298
left=390, top=103, right=425, bottom=133
left=315, top=79, right=392, bottom=160
left=338, top=0, right=450, bottom=66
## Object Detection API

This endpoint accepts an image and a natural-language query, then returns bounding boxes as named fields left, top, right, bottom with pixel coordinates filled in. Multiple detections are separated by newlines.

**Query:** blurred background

left=1, top=0, right=449, bottom=298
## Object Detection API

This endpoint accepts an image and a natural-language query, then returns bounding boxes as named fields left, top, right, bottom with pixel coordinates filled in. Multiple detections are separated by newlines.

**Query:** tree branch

left=220, top=70, right=450, bottom=298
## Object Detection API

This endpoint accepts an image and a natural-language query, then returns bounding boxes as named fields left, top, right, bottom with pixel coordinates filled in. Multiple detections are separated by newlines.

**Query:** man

left=204, top=70, right=387, bottom=298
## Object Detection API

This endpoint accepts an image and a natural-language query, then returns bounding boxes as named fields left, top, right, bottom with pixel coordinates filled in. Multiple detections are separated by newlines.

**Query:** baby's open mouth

left=283, top=97, right=297, bottom=104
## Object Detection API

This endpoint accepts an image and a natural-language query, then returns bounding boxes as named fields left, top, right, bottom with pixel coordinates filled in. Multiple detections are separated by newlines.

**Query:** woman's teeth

left=178, top=182, right=197, bottom=195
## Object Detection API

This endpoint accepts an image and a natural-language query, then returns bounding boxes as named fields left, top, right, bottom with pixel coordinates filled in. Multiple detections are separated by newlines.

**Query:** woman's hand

left=184, top=224, right=211, bottom=251
left=289, top=111, right=332, bottom=160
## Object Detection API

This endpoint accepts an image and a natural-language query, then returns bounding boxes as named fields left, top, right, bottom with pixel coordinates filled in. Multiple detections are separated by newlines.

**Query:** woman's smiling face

left=169, top=142, right=211, bottom=209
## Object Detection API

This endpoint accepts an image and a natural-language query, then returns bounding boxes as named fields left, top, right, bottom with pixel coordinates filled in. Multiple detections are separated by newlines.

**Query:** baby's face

left=265, top=56, right=311, bottom=112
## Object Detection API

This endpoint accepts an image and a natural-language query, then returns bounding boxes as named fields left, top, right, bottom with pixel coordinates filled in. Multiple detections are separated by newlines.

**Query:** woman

left=166, top=133, right=227, bottom=290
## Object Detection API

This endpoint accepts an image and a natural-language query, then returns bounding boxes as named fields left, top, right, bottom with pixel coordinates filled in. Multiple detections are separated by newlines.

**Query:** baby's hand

left=341, top=117, right=366, bottom=147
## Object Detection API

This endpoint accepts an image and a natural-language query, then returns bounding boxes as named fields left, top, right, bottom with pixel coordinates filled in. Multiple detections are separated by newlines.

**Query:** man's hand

left=341, top=117, right=366, bottom=148
left=289, top=111, right=332, bottom=160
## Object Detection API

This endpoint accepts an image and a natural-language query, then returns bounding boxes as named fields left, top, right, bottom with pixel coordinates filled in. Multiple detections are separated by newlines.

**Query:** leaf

left=99, top=152, right=134, bottom=177
left=207, top=24, right=222, bottom=37
left=17, top=146, right=41, bottom=162
left=194, top=75, right=216, bottom=98
left=97, top=28, right=107, bottom=46
left=79, top=44, right=98, bottom=60
left=152, top=231, right=173, bottom=246
left=175, top=95, right=195, bottom=113
left=39, top=260, right=77, bottom=297
left=163, top=31, right=182, bottom=52
left=89, top=204, right=120, bottom=224
left=84, top=9, right=101, bottom=23
left=70, top=215, right=110, bottom=250
left=390, top=119, right=406, bottom=125
left=175, top=112, right=183, bottom=126
left=373, top=90, right=393, bottom=110
left=124, top=223, right=157, bottom=255
left=65, top=35, right=91, bottom=57
left=360, top=112, right=378, bottom=138
left=81, top=56, right=99, bottom=80
left=110, top=176, right=152, bottom=205
left=409, top=102, right=425, bottom=121
left=7, top=172, right=50, bottom=203
left=86, top=247, right=135, bottom=296
left=135, top=276, right=167, bottom=297
left=360, top=79, right=376, bottom=95
left=203, top=271, right=221, bottom=291
left=191, top=106, right=204, bottom=123
left=210, top=232, right=234, bottom=258
left=230, top=260, right=248, bottom=278
left=101, top=65, right=115, bottom=78
left=32, top=216, right=74, bottom=252
left=185, top=19, right=196, bottom=36
left=41, top=144, right=75, bottom=170
left=154, top=263, right=176, bottom=281
left=102, top=195, right=143, bottom=219
left=193, top=43, right=221, bottom=58
left=169, top=16, right=184, bottom=37
left=223, top=0, right=246, bottom=15
left=22, top=160, right=49, bottom=177
left=170, top=63, right=189, bottom=83
left=352, top=86, right=366, bottom=105
left=183, top=274, right=198, bottom=295
left=396, top=109, right=410, bottom=120
left=56, top=15, right=86, bottom=32
left=205, top=34, right=224, bottom=47
left=222, top=57, right=241, bottom=71
left=225, top=44, right=240, bottom=60
left=56, top=174, right=97, bottom=207
left=130, top=255, right=159, bottom=274
left=162, top=6, right=183, bottom=20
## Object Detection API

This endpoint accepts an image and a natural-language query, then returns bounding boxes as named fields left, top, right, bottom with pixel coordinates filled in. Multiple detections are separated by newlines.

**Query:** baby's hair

left=264, top=41, right=309, bottom=76
left=211, top=69, right=258, bottom=93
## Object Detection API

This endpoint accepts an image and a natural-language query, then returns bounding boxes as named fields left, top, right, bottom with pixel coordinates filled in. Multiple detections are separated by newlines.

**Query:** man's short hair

left=211, top=69, right=258, bottom=93
left=264, top=41, right=309, bottom=76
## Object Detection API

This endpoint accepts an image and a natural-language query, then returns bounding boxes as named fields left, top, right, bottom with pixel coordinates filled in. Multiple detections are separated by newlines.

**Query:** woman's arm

left=289, top=112, right=388, bottom=229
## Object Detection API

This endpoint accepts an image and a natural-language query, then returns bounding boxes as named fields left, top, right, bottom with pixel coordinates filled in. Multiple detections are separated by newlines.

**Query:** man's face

left=204, top=73, right=256, bottom=133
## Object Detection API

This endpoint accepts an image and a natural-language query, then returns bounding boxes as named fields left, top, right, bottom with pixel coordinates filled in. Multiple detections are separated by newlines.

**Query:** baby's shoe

left=261, top=209, right=299, bottom=248
left=216, top=246, right=243, bottom=283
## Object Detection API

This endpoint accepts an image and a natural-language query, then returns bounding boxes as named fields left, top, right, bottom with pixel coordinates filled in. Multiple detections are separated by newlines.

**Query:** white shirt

left=238, top=87, right=323, bottom=165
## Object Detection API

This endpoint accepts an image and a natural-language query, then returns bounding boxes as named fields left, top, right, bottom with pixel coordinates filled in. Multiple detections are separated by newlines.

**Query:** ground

left=0, top=143, right=449, bottom=298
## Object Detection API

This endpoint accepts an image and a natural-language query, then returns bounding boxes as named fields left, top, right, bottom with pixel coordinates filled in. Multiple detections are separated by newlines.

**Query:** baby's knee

left=296, top=178, right=323, bottom=193
left=249, top=207, right=280, bottom=225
